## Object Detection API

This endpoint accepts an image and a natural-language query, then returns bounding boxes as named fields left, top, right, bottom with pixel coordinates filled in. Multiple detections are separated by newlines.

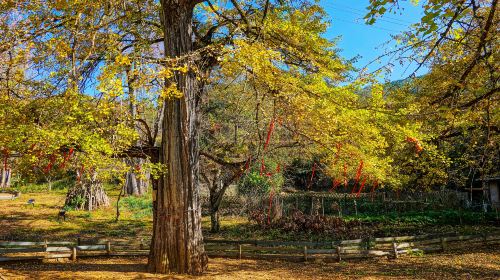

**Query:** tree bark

left=148, top=1, right=207, bottom=275
left=0, top=168, right=11, bottom=188
left=124, top=158, right=149, bottom=196
left=210, top=209, right=220, bottom=233
left=207, top=169, right=223, bottom=233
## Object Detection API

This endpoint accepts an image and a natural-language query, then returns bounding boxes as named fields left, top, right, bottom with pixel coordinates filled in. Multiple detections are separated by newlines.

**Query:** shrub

left=283, top=157, right=332, bottom=191
left=65, top=194, right=87, bottom=210
left=238, top=171, right=283, bottom=196
left=249, top=209, right=361, bottom=235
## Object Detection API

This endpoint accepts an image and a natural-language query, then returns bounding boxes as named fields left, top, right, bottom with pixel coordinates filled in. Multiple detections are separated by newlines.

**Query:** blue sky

left=320, top=0, right=426, bottom=81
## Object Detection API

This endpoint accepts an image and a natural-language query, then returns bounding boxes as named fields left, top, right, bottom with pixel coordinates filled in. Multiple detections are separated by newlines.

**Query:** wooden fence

left=1, top=232, right=499, bottom=263
left=0, top=190, right=20, bottom=201
left=276, top=190, right=470, bottom=216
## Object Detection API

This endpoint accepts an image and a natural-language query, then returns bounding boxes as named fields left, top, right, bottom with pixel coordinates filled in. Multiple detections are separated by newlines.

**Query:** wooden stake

left=321, top=197, right=324, bottom=216
left=72, top=247, right=77, bottom=261
left=440, top=237, right=446, bottom=252
left=106, top=241, right=111, bottom=255
left=354, top=200, right=358, bottom=216
left=239, top=245, right=242, bottom=260
left=337, top=246, right=342, bottom=262
left=366, top=237, right=371, bottom=250
left=392, top=242, right=398, bottom=259
left=303, top=246, right=308, bottom=262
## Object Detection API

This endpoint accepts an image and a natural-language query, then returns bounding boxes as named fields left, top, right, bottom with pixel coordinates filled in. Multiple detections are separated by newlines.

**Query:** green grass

left=2, top=185, right=499, bottom=243
left=349, top=210, right=497, bottom=225
left=119, top=196, right=153, bottom=219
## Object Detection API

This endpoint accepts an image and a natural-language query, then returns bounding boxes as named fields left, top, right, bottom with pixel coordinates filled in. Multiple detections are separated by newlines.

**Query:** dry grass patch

left=0, top=191, right=152, bottom=241
left=1, top=245, right=499, bottom=279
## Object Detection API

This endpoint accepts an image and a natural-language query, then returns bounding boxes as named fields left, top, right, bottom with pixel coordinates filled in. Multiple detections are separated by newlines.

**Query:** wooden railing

left=1, top=232, right=499, bottom=262
left=0, top=190, right=20, bottom=200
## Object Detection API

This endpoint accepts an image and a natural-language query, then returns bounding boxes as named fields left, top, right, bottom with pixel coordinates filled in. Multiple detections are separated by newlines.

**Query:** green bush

left=51, top=176, right=75, bottom=190
left=65, top=194, right=87, bottom=210
left=238, top=171, right=283, bottom=196
left=283, top=157, right=332, bottom=191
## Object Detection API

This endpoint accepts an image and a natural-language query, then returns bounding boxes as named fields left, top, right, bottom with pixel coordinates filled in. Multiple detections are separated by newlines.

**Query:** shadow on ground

left=1, top=245, right=499, bottom=280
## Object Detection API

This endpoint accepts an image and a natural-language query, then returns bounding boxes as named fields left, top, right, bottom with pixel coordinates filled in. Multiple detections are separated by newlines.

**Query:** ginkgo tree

left=0, top=1, right=139, bottom=209
left=367, top=0, right=499, bottom=185
left=0, top=0, right=468, bottom=276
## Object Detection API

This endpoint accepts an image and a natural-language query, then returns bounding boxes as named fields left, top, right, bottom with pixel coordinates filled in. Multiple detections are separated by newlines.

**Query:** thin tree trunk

left=208, top=173, right=230, bottom=233
left=0, top=168, right=6, bottom=188
left=0, top=168, right=10, bottom=188
left=148, top=2, right=207, bottom=275
left=203, top=165, right=243, bottom=233
left=210, top=209, right=220, bottom=233
left=115, top=186, right=124, bottom=222
left=47, top=177, right=52, bottom=192
left=124, top=65, right=149, bottom=196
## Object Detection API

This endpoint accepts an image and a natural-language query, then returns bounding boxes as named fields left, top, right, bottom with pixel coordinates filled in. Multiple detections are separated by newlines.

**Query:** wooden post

left=44, top=239, right=48, bottom=250
left=321, top=197, right=325, bottom=216
left=106, top=241, right=111, bottom=255
left=281, top=197, right=284, bottom=217
left=440, top=237, right=446, bottom=252
left=239, top=245, right=242, bottom=260
left=72, top=247, right=77, bottom=261
left=354, top=200, right=358, bottom=216
left=330, top=242, right=335, bottom=261
left=303, top=246, right=308, bottom=262
left=77, top=237, right=81, bottom=246
left=392, top=242, right=398, bottom=259
left=337, top=246, right=342, bottom=262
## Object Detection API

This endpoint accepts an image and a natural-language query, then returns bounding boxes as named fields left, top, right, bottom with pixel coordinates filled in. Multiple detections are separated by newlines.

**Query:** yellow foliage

left=161, top=83, right=183, bottom=99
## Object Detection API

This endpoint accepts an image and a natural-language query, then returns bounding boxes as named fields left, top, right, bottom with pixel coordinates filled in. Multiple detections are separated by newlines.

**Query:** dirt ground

left=1, top=245, right=499, bottom=280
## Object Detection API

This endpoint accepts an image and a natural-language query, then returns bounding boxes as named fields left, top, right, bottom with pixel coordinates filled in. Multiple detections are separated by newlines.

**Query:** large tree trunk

left=148, top=1, right=207, bottom=275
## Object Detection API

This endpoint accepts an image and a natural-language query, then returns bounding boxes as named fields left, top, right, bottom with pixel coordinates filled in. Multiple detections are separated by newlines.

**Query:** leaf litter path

left=1, top=245, right=499, bottom=279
